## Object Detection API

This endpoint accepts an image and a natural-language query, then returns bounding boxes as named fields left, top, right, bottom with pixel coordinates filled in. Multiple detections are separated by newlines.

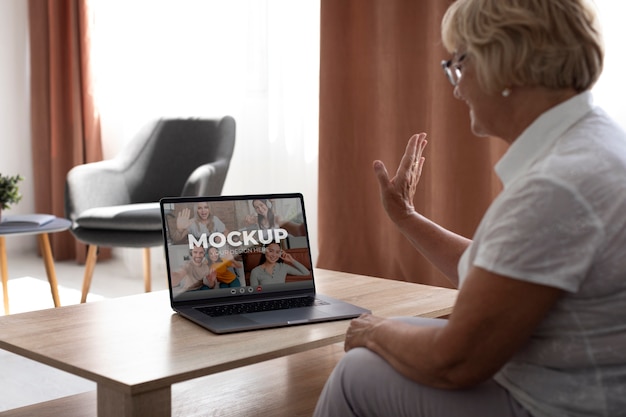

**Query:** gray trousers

left=313, top=317, right=533, bottom=417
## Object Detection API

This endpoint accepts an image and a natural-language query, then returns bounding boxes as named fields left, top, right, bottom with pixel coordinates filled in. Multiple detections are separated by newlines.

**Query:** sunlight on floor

left=1, top=276, right=105, bottom=317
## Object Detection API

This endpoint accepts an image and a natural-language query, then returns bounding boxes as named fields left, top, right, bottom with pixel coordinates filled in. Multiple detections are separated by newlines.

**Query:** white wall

left=0, top=0, right=35, bottom=254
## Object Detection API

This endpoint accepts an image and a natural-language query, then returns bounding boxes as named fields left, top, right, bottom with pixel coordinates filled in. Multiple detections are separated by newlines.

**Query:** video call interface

left=162, top=196, right=313, bottom=302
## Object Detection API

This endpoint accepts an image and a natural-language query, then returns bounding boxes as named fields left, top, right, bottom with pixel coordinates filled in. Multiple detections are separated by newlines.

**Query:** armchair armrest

left=181, top=159, right=230, bottom=197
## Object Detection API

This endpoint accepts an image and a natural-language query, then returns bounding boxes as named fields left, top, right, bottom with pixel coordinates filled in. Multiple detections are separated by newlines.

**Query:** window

left=91, top=0, right=320, bottom=259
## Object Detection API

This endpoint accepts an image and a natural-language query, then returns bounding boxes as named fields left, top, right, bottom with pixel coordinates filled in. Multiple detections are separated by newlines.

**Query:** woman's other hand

left=280, top=251, right=295, bottom=264
left=373, top=133, right=428, bottom=224
left=344, top=313, right=385, bottom=352
left=205, top=270, right=217, bottom=288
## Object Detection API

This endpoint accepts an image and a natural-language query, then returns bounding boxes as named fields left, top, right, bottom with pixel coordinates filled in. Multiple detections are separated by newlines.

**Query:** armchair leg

left=143, top=248, right=151, bottom=293
left=81, top=245, right=98, bottom=303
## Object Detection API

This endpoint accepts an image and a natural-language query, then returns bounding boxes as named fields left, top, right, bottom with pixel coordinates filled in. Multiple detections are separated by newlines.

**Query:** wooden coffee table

left=0, top=269, right=457, bottom=416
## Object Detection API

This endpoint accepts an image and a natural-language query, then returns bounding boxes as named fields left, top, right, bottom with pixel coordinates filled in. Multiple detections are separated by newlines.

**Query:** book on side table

left=0, top=214, right=55, bottom=228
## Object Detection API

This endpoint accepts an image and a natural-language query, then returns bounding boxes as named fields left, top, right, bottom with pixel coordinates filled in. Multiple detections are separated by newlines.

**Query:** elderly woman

left=314, top=1, right=626, bottom=416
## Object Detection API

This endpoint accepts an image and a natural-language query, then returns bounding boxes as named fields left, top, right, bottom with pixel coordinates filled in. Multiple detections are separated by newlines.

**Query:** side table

left=0, top=215, right=72, bottom=314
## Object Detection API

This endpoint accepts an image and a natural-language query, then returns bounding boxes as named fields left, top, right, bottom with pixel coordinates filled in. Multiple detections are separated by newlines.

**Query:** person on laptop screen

left=172, top=202, right=229, bottom=244
left=243, top=198, right=306, bottom=237
left=249, top=241, right=310, bottom=286
left=207, top=246, right=243, bottom=288
left=171, top=245, right=216, bottom=296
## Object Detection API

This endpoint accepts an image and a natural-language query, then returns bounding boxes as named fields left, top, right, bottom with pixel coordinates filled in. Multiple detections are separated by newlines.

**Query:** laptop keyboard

left=197, top=296, right=329, bottom=317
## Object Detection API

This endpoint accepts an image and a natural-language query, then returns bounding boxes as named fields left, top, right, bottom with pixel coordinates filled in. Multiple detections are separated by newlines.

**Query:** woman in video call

left=207, top=246, right=243, bottom=288
left=173, top=201, right=229, bottom=243
left=245, top=198, right=306, bottom=237
left=249, top=242, right=309, bottom=286
left=244, top=199, right=280, bottom=229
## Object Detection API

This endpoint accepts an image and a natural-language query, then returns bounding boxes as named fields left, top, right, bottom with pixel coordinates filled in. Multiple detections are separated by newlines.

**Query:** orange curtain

left=317, top=0, right=507, bottom=287
left=28, top=0, right=103, bottom=262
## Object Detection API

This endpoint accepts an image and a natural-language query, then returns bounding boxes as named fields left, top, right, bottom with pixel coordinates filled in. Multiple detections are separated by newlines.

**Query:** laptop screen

left=160, top=193, right=314, bottom=303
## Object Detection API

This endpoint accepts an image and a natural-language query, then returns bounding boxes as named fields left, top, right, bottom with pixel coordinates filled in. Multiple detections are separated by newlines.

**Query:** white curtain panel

left=91, top=0, right=320, bottom=264
left=592, top=1, right=626, bottom=130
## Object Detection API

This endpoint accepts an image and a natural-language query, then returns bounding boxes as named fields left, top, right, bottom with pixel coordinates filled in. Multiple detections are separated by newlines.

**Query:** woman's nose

left=453, top=85, right=461, bottom=100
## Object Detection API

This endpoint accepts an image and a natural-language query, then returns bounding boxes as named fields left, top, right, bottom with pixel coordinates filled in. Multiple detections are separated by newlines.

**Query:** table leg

left=1, top=236, right=9, bottom=314
left=98, top=384, right=171, bottom=417
left=37, top=233, right=61, bottom=307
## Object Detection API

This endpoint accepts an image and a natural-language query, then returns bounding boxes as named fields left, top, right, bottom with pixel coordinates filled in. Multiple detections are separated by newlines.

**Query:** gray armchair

left=65, top=116, right=236, bottom=302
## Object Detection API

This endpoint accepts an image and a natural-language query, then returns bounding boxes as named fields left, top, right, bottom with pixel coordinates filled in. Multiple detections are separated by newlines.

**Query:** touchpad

left=244, top=308, right=331, bottom=323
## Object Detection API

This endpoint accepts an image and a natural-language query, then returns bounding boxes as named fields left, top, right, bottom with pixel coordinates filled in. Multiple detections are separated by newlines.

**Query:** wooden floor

left=0, top=342, right=345, bottom=417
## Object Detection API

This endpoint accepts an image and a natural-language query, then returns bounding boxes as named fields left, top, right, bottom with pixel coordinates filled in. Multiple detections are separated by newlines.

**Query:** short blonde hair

left=441, top=0, right=604, bottom=94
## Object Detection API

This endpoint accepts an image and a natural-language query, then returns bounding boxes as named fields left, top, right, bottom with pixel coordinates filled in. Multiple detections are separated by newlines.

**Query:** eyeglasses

left=441, top=53, right=466, bottom=87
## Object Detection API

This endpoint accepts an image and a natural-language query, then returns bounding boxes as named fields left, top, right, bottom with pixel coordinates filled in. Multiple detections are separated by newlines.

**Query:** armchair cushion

left=74, top=203, right=161, bottom=231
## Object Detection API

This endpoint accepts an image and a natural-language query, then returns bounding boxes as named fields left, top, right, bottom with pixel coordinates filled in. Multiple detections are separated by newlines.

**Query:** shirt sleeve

left=473, top=175, right=604, bottom=292
left=250, top=267, right=261, bottom=286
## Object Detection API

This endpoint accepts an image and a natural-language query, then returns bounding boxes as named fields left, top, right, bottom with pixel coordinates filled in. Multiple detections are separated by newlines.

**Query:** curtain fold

left=317, top=0, right=507, bottom=287
left=28, top=0, right=103, bottom=262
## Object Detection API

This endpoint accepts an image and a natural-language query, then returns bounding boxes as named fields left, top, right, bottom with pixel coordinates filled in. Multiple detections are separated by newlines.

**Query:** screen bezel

left=159, top=193, right=316, bottom=308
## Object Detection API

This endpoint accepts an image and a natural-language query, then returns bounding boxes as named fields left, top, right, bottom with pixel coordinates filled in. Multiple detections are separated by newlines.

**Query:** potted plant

left=0, top=173, right=24, bottom=220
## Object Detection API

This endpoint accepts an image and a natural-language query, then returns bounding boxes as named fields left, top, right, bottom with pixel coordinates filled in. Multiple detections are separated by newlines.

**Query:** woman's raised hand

left=244, top=214, right=257, bottom=225
left=176, top=208, right=192, bottom=230
left=373, top=133, right=428, bottom=224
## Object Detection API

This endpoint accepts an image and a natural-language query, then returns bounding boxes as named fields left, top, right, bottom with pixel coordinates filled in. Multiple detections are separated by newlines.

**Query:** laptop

left=159, top=193, right=370, bottom=334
